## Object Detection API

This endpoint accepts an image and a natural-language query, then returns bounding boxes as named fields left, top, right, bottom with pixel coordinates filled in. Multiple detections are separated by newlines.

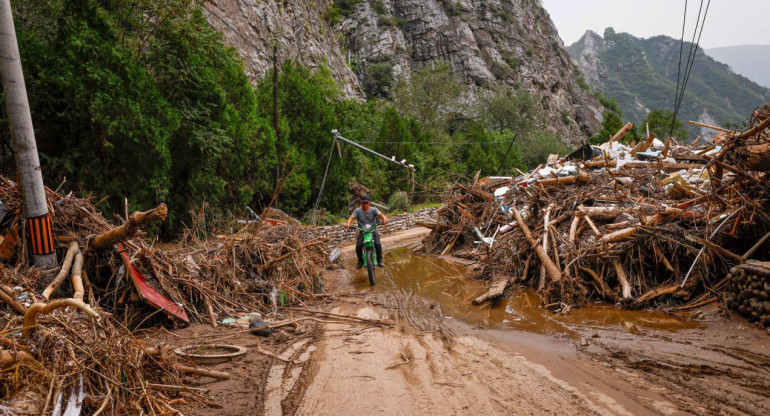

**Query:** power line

left=670, top=0, right=688, bottom=137
left=674, top=0, right=705, bottom=113
left=676, top=0, right=711, bottom=117
left=670, top=0, right=712, bottom=137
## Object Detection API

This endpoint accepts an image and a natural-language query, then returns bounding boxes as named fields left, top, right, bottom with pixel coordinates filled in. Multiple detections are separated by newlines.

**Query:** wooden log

left=568, top=216, right=580, bottom=244
left=0, top=286, right=26, bottom=314
left=605, top=221, right=631, bottom=231
left=579, top=266, right=610, bottom=297
left=634, top=284, right=679, bottom=304
left=42, top=242, right=80, bottom=299
left=584, top=159, right=616, bottom=169
left=701, top=154, right=759, bottom=183
left=652, top=242, right=676, bottom=273
left=71, top=252, right=84, bottom=302
left=577, top=205, right=645, bottom=220
left=533, top=171, right=591, bottom=187
left=538, top=204, right=554, bottom=290
left=630, top=133, right=656, bottom=157
left=733, top=140, right=770, bottom=171
left=736, top=115, right=770, bottom=139
left=92, top=204, right=168, bottom=250
left=174, top=364, right=230, bottom=380
left=583, top=216, right=601, bottom=238
left=610, top=122, right=634, bottom=144
left=598, top=227, right=637, bottom=244
left=205, top=298, right=217, bottom=328
left=472, top=279, right=509, bottom=305
left=0, top=350, right=35, bottom=369
left=688, top=120, right=736, bottom=134
left=685, top=234, right=744, bottom=262
left=612, top=260, right=632, bottom=299
left=622, top=161, right=705, bottom=171
left=663, top=137, right=672, bottom=158
left=512, top=208, right=561, bottom=282
left=468, top=186, right=494, bottom=202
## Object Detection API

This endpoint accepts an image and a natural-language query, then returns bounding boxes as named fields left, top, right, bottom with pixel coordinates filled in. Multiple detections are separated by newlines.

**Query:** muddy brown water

left=350, top=247, right=703, bottom=336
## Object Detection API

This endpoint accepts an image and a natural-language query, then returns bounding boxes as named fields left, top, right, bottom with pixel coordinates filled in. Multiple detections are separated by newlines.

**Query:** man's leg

left=355, top=232, right=364, bottom=269
left=374, top=231, right=383, bottom=267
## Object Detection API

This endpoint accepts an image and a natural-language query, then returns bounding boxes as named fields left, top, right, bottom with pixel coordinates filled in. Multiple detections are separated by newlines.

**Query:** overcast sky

left=541, top=0, right=770, bottom=49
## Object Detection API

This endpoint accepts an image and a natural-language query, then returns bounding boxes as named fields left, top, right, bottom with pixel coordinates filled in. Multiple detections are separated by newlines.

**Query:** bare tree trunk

left=0, top=0, right=57, bottom=269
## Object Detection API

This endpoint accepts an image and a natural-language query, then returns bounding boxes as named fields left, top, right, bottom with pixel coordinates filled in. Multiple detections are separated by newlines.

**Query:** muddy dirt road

left=164, top=228, right=770, bottom=415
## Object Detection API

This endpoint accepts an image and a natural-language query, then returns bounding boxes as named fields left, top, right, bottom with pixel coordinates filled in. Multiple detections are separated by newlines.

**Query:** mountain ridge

left=568, top=29, right=769, bottom=138
left=706, top=44, right=770, bottom=89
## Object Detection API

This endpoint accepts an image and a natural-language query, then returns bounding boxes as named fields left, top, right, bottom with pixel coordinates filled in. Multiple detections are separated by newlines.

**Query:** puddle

left=350, top=247, right=703, bottom=336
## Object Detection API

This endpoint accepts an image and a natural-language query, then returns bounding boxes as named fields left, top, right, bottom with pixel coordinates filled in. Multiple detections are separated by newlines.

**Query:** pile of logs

left=421, top=105, right=770, bottom=321
left=727, top=262, right=770, bottom=332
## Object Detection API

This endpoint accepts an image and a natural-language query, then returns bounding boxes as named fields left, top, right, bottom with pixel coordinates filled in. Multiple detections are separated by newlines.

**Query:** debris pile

left=0, top=177, right=330, bottom=413
left=422, top=105, right=770, bottom=318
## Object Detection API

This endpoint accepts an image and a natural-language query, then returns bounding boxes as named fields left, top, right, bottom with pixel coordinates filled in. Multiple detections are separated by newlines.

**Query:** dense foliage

left=1, top=0, right=573, bottom=233
left=1, top=0, right=274, bottom=233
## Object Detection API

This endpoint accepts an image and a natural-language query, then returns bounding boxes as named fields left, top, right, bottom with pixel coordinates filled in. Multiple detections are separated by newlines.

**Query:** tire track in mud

left=293, top=292, right=648, bottom=416
left=582, top=327, right=770, bottom=416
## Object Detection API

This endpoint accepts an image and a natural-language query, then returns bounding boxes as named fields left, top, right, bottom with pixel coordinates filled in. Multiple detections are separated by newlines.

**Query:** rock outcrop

left=202, top=0, right=604, bottom=144
left=202, top=0, right=363, bottom=98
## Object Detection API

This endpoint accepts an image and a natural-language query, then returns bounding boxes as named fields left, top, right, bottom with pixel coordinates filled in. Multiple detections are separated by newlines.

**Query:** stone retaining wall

left=309, top=208, right=439, bottom=245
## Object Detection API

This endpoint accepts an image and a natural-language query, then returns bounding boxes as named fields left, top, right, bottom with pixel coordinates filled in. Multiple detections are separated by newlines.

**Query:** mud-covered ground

left=147, top=228, right=770, bottom=415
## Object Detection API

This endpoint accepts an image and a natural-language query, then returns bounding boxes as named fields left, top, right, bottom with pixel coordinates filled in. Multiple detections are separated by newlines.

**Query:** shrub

left=388, top=191, right=410, bottom=212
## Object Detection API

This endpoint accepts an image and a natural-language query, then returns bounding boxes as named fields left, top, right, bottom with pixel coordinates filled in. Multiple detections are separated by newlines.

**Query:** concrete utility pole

left=0, top=0, right=57, bottom=269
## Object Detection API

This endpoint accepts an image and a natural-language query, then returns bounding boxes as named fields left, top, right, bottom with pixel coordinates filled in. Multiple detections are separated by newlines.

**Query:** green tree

left=363, top=63, right=393, bottom=99
left=392, top=61, right=464, bottom=133
left=643, top=109, right=689, bottom=141
left=516, top=132, right=570, bottom=169
left=478, top=88, right=542, bottom=134
left=1, top=0, right=276, bottom=233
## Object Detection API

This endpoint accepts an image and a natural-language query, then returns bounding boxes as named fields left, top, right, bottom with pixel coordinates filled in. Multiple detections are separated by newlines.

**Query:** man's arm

left=378, top=212, right=389, bottom=225
left=346, top=215, right=355, bottom=229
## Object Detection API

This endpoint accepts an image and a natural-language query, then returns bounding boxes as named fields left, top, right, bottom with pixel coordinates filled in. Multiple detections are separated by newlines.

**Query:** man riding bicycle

left=346, top=195, right=388, bottom=269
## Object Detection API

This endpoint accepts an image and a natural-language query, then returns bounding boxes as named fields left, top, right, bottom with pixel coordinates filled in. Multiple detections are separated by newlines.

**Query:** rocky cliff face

left=202, top=0, right=603, bottom=144
left=202, top=0, right=363, bottom=98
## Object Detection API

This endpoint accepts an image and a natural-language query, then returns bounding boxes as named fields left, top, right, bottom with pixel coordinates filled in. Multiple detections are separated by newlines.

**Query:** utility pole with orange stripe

left=0, top=0, right=57, bottom=269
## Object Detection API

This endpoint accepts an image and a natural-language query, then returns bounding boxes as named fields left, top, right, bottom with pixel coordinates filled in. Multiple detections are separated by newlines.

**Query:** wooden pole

left=0, top=0, right=57, bottom=269
left=609, top=122, right=634, bottom=144
left=688, top=120, right=736, bottom=134
left=512, top=208, right=561, bottom=282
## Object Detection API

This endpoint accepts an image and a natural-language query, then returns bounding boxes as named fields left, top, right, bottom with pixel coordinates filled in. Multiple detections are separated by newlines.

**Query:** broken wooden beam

left=92, top=203, right=168, bottom=250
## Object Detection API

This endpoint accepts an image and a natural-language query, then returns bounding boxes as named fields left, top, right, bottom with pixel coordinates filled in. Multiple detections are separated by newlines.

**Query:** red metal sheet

left=117, top=243, right=189, bottom=323
left=263, top=218, right=287, bottom=226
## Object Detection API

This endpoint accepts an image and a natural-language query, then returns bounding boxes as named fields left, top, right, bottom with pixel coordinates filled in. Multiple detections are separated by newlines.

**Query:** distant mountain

left=706, top=45, right=770, bottom=89
left=567, top=29, right=770, bottom=138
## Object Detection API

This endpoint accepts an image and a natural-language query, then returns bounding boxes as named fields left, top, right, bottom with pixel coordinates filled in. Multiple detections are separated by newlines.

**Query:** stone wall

left=309, top=208, right=438, bottom=245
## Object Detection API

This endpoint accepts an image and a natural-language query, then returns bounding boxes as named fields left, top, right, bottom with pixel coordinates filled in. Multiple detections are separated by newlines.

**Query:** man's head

left=360, top=195, right=371, bottom=210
